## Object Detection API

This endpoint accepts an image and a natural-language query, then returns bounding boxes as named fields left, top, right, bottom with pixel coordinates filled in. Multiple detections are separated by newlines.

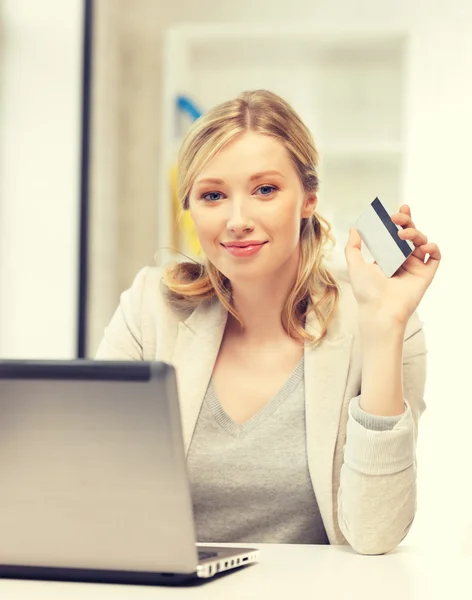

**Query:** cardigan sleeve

left=349, top=398, right=403, bottom=431
left=337, top=311, right=426, bottom=555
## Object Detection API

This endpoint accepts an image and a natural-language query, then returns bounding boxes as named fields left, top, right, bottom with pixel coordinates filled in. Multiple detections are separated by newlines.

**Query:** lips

left=221, top=241, right=268, bottom=258
left=222, top=241, right=267, bottom=248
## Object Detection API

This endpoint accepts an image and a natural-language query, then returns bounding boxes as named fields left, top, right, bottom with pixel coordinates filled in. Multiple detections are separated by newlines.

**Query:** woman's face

left=189, top=131, right=316, bottom=283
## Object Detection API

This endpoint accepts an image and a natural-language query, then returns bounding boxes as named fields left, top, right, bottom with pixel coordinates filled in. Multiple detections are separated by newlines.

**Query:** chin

left=216, top=259, right=281, bottom=283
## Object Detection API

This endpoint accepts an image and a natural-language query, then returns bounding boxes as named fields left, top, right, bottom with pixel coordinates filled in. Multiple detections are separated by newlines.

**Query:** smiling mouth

left=221, top=241, right=268, bottom=257
left=221, top=241, right=268, bottom=249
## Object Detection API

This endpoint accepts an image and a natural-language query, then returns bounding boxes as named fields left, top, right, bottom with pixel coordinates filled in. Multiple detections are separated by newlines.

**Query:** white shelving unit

left=159, top=24, right=408, bottom=265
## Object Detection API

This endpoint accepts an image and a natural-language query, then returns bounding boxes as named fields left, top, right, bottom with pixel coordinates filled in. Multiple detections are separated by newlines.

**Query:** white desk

left=1, top=544, right=470, bottom=600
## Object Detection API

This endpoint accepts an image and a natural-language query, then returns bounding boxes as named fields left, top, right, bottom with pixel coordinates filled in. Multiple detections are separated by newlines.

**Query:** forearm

left=339, top=395, right=418, bottom=554
left=338, top=313, right=425, bottom=554
left=359, top=314, right=406, bottom=416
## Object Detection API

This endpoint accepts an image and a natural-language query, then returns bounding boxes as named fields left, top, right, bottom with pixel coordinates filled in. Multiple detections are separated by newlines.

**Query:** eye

left=255, top=185, right=278, bottom=196
left=201, top=191, right=224, bottom=202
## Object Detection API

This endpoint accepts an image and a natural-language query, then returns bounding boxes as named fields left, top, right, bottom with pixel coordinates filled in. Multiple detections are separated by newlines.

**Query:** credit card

left=354, top=197, right=414, bottom=278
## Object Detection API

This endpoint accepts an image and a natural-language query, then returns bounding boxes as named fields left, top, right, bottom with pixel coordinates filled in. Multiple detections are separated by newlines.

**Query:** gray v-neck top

left=186, top=357, right=330, bottom=545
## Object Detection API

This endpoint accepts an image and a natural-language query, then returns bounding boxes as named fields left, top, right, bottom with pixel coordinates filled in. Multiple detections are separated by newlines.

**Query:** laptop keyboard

left=198, top=550, right=218, bottom=561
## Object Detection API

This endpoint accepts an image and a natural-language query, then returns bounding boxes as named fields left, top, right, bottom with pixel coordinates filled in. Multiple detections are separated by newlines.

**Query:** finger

left=421, top=242, right=442, bottom=263
left=397, top=227, right=428, bottom=261
left=397, top=227, right=428, bottom=248
left=399, top=204, right=411, bottom=217
left=391, top=213, right=412, bottom=226
left=420, top=243, right=441, bottom=278
left=391, top=211, right=416, bottom=230
left=345, top=228, right=364, bottom=266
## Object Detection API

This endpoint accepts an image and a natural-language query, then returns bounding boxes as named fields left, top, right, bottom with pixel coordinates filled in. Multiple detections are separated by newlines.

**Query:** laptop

left=0, top=360, right=259, bottom=585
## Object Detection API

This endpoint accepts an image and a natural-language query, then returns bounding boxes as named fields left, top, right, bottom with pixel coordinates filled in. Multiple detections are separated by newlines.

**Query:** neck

left=227, top=252, right=299, bottom=343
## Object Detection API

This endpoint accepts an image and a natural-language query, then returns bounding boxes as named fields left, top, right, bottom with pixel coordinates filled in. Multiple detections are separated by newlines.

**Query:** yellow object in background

left=170, top=164, right=201, bottom=257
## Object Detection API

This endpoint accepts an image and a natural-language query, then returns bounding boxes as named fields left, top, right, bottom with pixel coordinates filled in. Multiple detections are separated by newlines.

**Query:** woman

left=96, top=90, right=441, bottom=555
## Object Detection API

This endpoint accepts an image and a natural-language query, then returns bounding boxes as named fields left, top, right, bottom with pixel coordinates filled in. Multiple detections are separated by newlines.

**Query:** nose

left=226, top=198, right=254, bottom=235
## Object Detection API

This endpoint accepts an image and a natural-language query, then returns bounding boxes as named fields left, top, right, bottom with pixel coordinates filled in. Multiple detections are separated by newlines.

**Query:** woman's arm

left=338, top=203, right=439, bottom=554
left=337, top=313, right=426, bottom=555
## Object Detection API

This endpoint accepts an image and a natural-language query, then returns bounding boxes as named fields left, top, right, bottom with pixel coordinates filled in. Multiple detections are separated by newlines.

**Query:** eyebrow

left=250, top=170, right=285, bottom=181
left=195, top=170, right=285, bottom=186
left=195, top=177, right=224, bottom=185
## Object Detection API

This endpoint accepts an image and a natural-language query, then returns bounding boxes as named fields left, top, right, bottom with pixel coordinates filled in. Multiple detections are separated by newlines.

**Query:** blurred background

left=0, top=0, right=471, bottom=550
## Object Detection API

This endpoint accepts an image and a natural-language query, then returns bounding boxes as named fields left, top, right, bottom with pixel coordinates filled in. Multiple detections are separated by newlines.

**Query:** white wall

left=0, top=0, right=83, bottom=358
left=402, top=1, right=472, bottom=550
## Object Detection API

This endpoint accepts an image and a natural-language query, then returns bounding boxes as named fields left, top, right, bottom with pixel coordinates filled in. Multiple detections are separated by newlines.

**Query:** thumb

left=344, top=228, right=364, bottom=267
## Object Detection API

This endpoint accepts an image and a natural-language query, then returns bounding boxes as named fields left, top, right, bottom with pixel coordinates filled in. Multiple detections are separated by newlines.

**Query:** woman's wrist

left=358, top=306, right=408, bottom=339
left=358, top=315, right=406, bottom=417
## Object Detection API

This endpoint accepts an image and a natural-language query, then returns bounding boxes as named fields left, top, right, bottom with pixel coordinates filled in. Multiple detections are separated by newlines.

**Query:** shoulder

left=120, top=265, right=224, bottom=361
left=124, top=265, right=166, bottom=310
left=126, top=264, right=222, bottom=324
left=125, top=265, right=186, bottom=321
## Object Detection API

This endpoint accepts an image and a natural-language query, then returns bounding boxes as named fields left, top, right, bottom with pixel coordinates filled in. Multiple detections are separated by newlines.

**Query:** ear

left=301, top=193, right=317, bottom=218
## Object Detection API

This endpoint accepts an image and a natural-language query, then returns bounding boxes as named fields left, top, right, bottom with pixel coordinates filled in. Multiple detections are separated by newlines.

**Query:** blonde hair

left=164, top=90, right=339, bottom=345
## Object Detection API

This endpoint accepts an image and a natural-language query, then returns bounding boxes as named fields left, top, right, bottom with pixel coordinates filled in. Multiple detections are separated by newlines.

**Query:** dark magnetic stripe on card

left=371, top=197, right=412, bottom=258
